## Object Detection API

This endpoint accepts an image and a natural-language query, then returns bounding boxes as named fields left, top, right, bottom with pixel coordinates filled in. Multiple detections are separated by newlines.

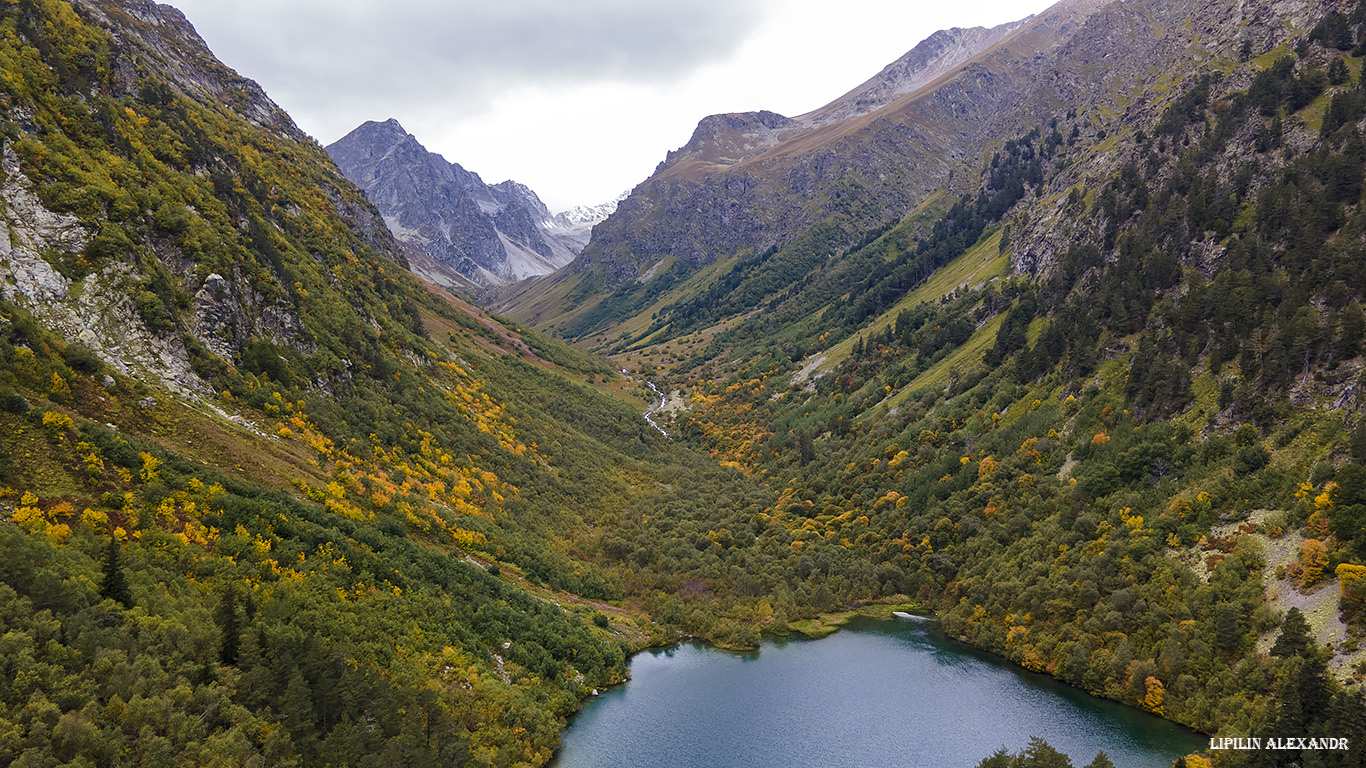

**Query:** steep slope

left=327, top=119, right=606, bottom=288
left=579, top=1, right=1366, bottom=759
left=9, top=0, right=1366, bottom=765
left=797, top=22, right=1029, bottom=129
left=506, top=0, right=1336, bottom=345
left=3, top=0, right=411, bottom=391
left=560, top=0, right=1116, bottom=286
left=0, top=1, right=744, bottom=765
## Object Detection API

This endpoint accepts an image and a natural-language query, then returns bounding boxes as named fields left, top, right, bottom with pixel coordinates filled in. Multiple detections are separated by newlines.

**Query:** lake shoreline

left=557, top=600, right=1210, bottom=763
left=548, top=600, right=933, bottom=765
left=553, top=609, right=1207, bottom=768
left=778, top=603, right=1213, bottom=749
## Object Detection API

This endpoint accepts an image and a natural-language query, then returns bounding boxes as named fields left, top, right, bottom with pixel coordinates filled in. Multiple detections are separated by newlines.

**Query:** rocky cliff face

left=0, top=139, right=209, bottom=395
left=566, top=0, right=1331, bottom=287
left=327, top=120, right=610, bottom=287
left=0, top=0, right=419, bottom=395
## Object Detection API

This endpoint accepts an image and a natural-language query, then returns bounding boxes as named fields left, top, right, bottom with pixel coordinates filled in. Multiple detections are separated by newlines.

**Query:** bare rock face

left=0, top=145, right=80, bottom=304
left=184, top=264, right=312, bottom=363
left=0, top=137, right=318, bottom=396
left=74, top=0, right=302, bottom=139
left=327, top=120, right=610, bottom=287
left=0, top=143, right=208, bottom=394
left=574, top=4, right=1115, bottom=283
left=801, top=22, right=1031, bottom=129
left=663, top=111, right=801, bottom=170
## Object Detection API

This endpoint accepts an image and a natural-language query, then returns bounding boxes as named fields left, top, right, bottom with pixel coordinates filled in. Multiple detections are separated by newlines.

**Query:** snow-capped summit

left=555, top=193, right=626, bottom=227
left=546, top=192, right=626, bottom=248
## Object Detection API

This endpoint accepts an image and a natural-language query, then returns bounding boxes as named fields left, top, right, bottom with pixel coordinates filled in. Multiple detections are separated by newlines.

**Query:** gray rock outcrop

left=327, top=120, right=608, bottom=287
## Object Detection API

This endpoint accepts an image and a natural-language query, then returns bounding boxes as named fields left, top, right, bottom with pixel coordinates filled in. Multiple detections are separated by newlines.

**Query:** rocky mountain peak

left=327, top=122, right=599, bottom=287
left=554, top=193, right=627, bottom=229
left=799, top=21, right=1030, bottom=128
left=75, top=0, right=305, bottom=138
left=327, top=119, right=423, bottom=172
left=657, top=110, right=800, bottom=179
left=649, top=18, right=1035, bottom=186
left=492, top=180, right=554, bottom=223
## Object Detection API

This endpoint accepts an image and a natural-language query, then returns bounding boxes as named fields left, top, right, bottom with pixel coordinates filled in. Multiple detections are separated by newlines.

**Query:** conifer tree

left=1270, top=607, right=1315, bottom=658
left=282, top=671, right=317, bottom=748
left=99, top=537, right=131, bottom=608
left=1085, top=752, right=1115, bottom=768
left=218, top=585, right=240, bottom=666
left=798, top=432, right=815, bottom=465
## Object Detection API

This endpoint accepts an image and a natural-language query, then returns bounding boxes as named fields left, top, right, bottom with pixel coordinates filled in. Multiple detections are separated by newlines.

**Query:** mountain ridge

left=553, top=0, right=1124, bottom=288
left=0, top=0, right=710, bottom=762
left=524, top=0, right=1332, bottom=309
left=327, top=119, right=614, bottom=289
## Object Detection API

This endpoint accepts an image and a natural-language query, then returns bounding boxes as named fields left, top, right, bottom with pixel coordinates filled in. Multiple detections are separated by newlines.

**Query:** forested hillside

left=0, top=0, right=754, bottom=764
left=507, top=2, right=1366, bottom=764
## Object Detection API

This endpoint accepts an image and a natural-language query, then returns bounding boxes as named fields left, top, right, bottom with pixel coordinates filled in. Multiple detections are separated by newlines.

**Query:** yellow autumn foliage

left=1143, top=676, right=1165, bottom=715
left=139, top=452, right=162, bottom=483
left=1296, top=539, right=1330, bottom=586
left=977, top=456, right=998, bottom=479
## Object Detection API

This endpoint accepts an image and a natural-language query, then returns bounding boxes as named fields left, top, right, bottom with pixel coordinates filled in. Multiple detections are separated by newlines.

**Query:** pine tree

left=217, top=585, right=240, bottom=666
left=798, top=432, right=815, bottom=465
left=1085, top=752, right=1115, bottom=768
left=1020, top=738, right=1074, bottom=768
left=1324, top=689, right=1366, bottom=759
left=237, top=628, right=272, bottom=709
left=1292, top=653, right=1332, bottom=726
left=281, top=670, right=318, bottom=752
left=1267, top=655, right=1331, bottom=751
left=1330, top=57, right=1351, bottom=86
left=1271, top=607, right=1315, bottom=658
left=99, top=537, right=132, bottom=608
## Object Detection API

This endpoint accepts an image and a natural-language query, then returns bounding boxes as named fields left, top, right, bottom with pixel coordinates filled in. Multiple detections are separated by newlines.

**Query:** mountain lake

left=553, top=615, right=1204, bottom=767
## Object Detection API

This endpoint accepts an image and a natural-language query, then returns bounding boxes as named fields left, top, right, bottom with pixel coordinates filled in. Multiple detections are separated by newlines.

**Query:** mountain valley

left=1, top=0, right=1366, bottom=766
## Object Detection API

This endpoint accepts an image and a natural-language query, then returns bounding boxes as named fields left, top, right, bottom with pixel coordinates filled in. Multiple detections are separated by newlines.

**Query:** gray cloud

left=172, top=0, right=766, bottom=139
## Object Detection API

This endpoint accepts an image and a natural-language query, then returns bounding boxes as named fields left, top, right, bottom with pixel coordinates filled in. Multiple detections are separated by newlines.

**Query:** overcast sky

left=170, top=0, right=1060, bottom=212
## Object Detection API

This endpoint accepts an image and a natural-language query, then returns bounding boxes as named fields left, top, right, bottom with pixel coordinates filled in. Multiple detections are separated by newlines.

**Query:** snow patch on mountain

left=547, top=192, right=625, bottom=249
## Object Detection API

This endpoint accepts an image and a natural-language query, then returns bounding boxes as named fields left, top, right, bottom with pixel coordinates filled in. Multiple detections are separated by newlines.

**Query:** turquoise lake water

left=554, top=616, right=1204, bottom=767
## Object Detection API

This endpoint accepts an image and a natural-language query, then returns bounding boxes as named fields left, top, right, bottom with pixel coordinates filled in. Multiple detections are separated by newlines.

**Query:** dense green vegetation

left=0, top=1, right=733, bottom=764
left=535, top=11, right=1366, bottom=765
left=975, top=740, right=1116, bottom=768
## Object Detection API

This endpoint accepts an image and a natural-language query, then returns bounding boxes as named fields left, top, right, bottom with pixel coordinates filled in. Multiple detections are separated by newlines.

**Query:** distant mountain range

left=327, top=119, right=618, bottom=289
